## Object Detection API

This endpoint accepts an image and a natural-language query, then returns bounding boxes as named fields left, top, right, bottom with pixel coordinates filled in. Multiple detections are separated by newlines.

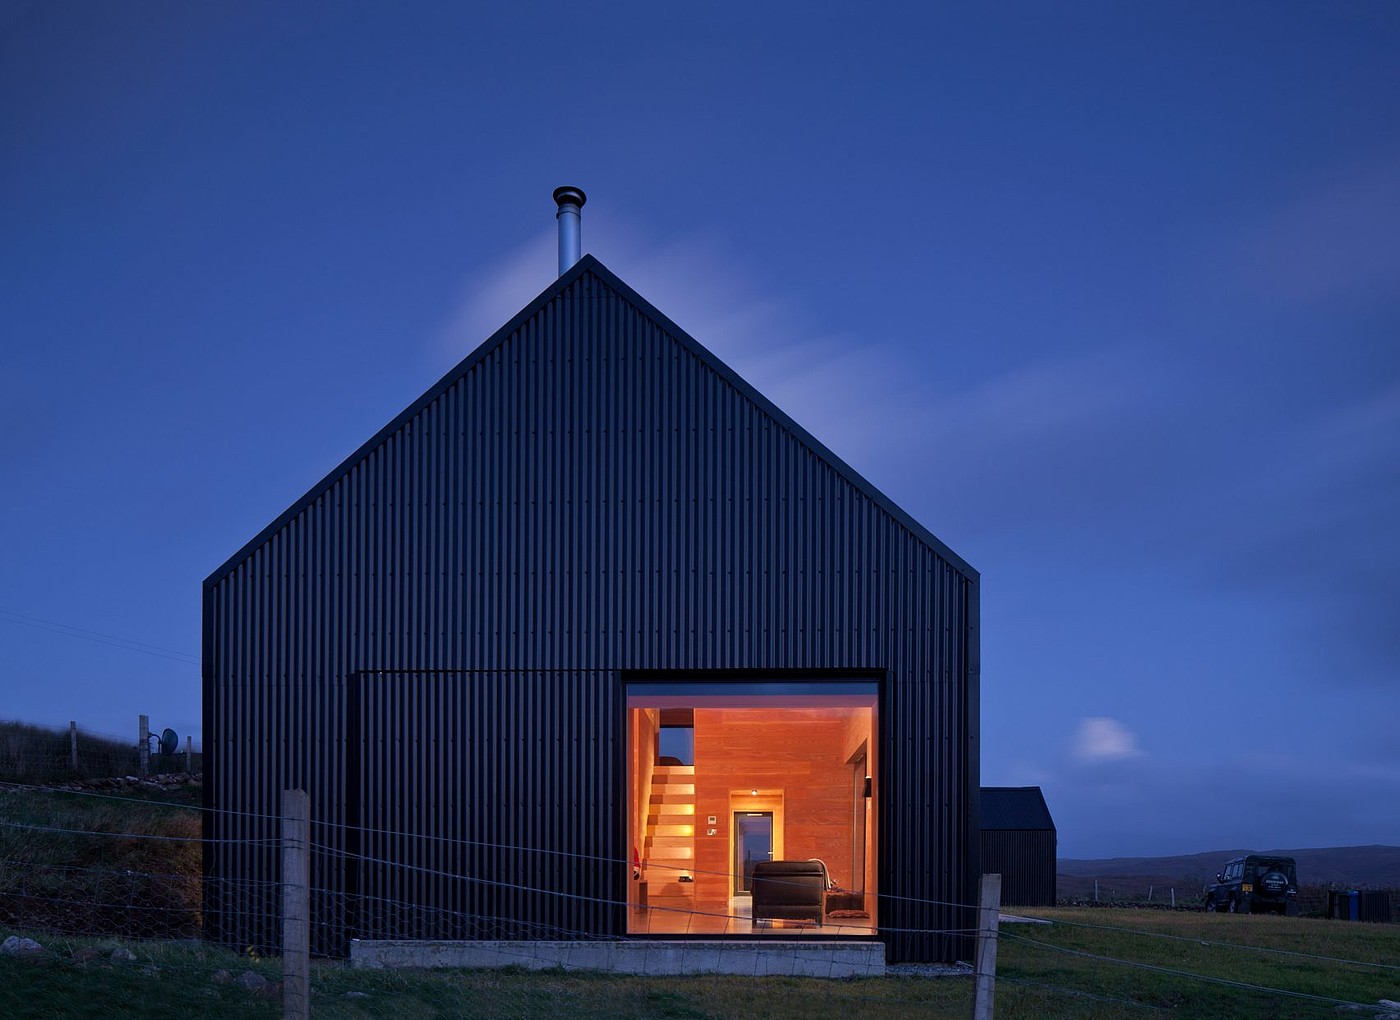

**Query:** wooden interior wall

left=840, top=709, right=877, bottom=917
left=629, top=709, right=658, bottom=870
left=691, top=707, right=865, bottom=914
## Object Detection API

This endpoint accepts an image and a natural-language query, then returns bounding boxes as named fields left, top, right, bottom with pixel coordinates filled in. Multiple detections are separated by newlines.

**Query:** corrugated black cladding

left=979, top=830, right=1057, bottom=908
left=204, top=257, right=980, bottom=962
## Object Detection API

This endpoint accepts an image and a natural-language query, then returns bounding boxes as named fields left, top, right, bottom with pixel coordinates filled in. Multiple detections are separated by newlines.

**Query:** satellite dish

left=159, top=728, right=179, bottom=755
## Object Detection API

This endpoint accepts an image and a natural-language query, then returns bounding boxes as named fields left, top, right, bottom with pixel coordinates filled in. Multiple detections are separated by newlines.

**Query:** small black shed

left=980, top=787, right=1057, bottom=907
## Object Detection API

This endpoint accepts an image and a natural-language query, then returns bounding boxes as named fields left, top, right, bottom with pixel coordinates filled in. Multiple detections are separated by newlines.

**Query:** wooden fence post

left=69, top=721, right=78, bottom=772
left=185, top=735, right=193, bottom=775
left=282, top=789, right=310, bottom=1020
left=972, top=873, right=1002, bottom=1020
left=138, top=715, right=149, bottom=777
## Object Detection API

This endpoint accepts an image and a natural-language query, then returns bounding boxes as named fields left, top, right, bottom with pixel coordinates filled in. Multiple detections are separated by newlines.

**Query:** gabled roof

left=980, top=787, right=1055, bottom=831
left=206, top=254, right=977, bottom=587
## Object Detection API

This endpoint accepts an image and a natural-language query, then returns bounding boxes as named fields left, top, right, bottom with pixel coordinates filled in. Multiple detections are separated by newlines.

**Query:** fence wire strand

left=5, top=774, right=1400, bottom=1019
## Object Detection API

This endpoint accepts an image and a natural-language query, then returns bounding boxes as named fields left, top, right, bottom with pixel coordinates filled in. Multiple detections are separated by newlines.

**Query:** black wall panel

left=204, top=257, right=980, bottom=962
left=980, top=830, right=1057, bottom=908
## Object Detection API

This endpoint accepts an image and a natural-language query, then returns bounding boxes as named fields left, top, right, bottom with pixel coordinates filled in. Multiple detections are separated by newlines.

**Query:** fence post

left=69, top=721, right=78, bottom=772
left=282, top=789, right=310, bottom=1020
left=972, top=873, right=1002, bottom=1020
left=185, top=735, right=193, bottom=775
left=138, top=715, right=149, bottom=777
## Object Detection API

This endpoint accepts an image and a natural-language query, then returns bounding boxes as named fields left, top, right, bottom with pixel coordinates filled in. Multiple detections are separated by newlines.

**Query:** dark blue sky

left=3, top=2, right=1397, bottom=857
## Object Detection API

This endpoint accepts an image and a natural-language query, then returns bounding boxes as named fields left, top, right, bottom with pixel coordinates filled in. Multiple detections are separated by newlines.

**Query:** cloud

left=431, top=229, right=557, bottom=368
left=428, top=210, right=1183, bottom=535
left=1072, top=716, right=1145, bottom=763
left=584, top=231, right=1179, bottom=529
left=1232, top=154, right=1400, bottom=304
left=426, top=211, right=830, bottom=387
left=430, top=210, right=909, bottom=465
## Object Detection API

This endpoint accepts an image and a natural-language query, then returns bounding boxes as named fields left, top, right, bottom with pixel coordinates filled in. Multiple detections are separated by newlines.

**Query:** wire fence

left=1057, top=883, right=1400, bottom=920
left=3, top=783, right=1399, bottom=1018
left=0, top=720, right=201, bottom=783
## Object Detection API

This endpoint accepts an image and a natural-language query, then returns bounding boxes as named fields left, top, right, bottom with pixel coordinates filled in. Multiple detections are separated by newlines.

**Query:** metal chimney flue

left=553, top=186, right=587, bottom=276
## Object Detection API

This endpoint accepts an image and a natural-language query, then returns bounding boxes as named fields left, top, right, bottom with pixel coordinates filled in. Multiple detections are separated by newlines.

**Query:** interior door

left=733, top=811, right=774, bottom=894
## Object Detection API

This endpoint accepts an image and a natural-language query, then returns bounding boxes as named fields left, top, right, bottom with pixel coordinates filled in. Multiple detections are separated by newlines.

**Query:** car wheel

left=1226, top=897, right=1238, bottom=913
left=1204, top=898, right=1218, bottom=913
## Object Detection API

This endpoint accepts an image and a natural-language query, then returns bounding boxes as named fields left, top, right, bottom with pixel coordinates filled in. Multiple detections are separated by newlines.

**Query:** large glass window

left=657, top=708, right=695, bottom=766
left=626, top=680, right=878, bottom=936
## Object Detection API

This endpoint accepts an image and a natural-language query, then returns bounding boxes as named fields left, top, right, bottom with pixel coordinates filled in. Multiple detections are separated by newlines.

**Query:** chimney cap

left=553, top=186, right=587, bottom=209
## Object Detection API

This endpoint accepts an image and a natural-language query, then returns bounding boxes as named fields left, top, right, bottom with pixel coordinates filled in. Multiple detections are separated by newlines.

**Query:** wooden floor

left=627, top=898, right=876, bottom=937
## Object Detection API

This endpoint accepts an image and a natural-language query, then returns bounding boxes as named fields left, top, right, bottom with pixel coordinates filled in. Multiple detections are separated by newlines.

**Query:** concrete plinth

left=349, top=938, right=886, bottom=977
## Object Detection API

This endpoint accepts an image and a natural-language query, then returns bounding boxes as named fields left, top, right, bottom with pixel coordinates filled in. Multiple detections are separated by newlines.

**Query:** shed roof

left=980, top=787, right=1055, bottom=831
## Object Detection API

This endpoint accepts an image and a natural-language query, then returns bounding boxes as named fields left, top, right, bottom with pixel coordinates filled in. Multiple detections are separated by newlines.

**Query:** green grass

left=0, top=936, right=970, bottom=1020
left=306, top=967, right=969, bottom=1020
left=2, top=782, right=1396, bottom=1019
left=0, top=934, right=282, bottom=1019
left=0, top=720, right=140, bottom=782
left=3, top=910, right=1398, bottom=1019
left=997, top=906, right=1400, bottom=1019
left=0, top=787, right=202, bottom=938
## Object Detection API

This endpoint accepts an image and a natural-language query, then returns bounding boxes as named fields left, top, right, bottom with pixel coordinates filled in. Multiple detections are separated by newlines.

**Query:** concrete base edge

left=349, top=938, right=887, bottom=977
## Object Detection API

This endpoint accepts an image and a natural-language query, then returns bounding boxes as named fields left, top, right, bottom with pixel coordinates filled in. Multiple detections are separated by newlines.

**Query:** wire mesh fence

left=3, top=782, right=1399, bottom=1019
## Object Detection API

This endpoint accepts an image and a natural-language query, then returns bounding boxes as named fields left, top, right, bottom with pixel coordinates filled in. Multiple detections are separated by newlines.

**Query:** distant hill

left=1059, top=845, right=1400, bottom=892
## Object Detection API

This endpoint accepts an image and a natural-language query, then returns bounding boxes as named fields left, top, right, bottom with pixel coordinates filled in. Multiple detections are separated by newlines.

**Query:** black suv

left=1204, top=855, right=1299, bottom=915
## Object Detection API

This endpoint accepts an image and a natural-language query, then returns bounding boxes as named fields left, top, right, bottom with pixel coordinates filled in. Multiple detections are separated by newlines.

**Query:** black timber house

left=203, top=248, right=981, bottom=963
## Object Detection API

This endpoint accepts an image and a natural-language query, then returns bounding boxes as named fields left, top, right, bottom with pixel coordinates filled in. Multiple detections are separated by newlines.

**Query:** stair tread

left=643, top=768, right=696, bottom=888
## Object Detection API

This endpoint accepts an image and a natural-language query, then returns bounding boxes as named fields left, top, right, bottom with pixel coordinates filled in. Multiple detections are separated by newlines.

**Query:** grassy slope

left=0, top=720, right=140, bottom=781
left=999, top=907, right=1400, bottom=1019
left=0, top=787, right=202, bottom=938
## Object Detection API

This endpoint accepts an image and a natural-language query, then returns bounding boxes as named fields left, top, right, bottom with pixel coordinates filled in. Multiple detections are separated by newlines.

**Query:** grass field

left=3, top=785, right=1397, bottom=1017
left=0, top=785, right=202, bottom=939
left=998, top=907, right=1400, bottom=1018
left=1, top=720, right=137, bottom=782
left=2, top=908, right=1397, bottom=1019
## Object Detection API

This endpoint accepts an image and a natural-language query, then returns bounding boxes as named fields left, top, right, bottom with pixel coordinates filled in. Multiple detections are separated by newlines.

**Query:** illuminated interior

left=626, top=682, right=878, bottom=936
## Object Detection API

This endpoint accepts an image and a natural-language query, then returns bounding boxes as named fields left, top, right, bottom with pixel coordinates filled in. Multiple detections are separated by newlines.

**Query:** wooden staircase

left=643, top=764, right=696, bottom=916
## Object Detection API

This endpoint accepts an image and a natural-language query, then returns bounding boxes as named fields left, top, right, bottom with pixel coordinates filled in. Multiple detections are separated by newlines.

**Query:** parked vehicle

left=1204, top=855, right=1299, bottom=915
